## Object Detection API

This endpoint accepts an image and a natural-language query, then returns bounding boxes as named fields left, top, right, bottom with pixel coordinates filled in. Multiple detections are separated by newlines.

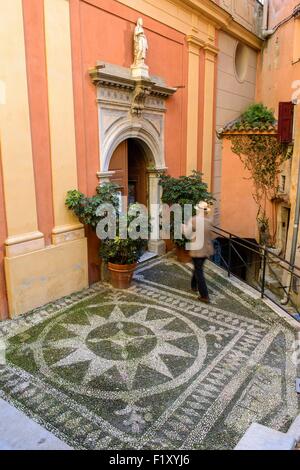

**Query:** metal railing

left=211, top=226, right=300, bottom=321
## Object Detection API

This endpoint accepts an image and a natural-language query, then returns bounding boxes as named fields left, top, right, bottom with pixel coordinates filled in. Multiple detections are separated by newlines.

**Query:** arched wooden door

left=108, top=138, right=147, bottom=206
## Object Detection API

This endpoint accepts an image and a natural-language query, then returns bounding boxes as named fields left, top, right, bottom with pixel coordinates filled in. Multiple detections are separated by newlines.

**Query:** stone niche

left=89, top=62, right=177, bottom=176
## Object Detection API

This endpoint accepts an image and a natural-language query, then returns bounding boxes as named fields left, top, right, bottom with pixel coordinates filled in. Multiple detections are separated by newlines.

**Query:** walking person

left=183, top=202, right=214, bottom=304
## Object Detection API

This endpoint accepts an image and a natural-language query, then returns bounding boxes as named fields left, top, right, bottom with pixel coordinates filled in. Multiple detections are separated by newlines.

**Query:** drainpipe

left=262, top=0, right=274, bottom=39
left=282, top=152, right=300, bottom=305
left=290, top=151, right=300, bottom=268
left=283, top=107, right=299, bottom=305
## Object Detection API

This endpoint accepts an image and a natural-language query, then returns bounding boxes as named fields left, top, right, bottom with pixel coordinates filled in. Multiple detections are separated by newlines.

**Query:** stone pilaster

left=44, top=0, right=84, bottom=245
left=147, top=169, right=166, bottom=255
left=186, top=35, right=204, bottom=175
left=202, top=43, right=218, bottom=191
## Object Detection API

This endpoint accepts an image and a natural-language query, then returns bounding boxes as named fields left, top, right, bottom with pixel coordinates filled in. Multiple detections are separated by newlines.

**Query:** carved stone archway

left=89, top=62, right=176, bottom=254
left=89, top=62, right=176, bottom=178
left=101, top=117, right=162, bottom=174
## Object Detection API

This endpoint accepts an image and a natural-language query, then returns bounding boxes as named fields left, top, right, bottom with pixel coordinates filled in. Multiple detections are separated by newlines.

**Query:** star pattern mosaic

left=0, top=256, right=299, bottom=449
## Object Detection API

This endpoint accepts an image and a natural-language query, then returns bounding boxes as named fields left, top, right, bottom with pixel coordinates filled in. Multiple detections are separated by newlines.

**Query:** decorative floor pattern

left=0, top=256, right=299, bottom=450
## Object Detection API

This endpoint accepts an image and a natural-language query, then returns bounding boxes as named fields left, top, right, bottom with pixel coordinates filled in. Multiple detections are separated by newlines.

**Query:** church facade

left=0, top=0, right=262, bottom=319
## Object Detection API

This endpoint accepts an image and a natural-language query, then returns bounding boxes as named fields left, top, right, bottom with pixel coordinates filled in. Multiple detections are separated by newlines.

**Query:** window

left=278, top=102, right=294, bottom=143
left=280, top=175, right=286, bottom=193
left=234, top=42, right=250, bottom=83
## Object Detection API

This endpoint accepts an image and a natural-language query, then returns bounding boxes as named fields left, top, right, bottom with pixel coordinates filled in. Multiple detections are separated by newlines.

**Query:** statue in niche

left=133, top=18, right=148, bottom=66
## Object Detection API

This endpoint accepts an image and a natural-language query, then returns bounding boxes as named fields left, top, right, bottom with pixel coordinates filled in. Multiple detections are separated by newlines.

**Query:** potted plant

left=100, top=208, right=149, bottom=289
left=159, top=171, right=214, bottom=263
left=66, top=186, right=149, bottom=289
left=65, top=183, right=120, bottom=230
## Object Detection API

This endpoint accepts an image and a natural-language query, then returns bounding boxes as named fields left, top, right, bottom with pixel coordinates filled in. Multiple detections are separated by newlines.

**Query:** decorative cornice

left=89, top=63, right=177, bottom=116
left=89, top=68, right=135, bottom=91
left=203, top=43, right=219, bottom=56
left=147, top=167, right=167, bottom=175
left=115, top=0, right=262, bottom=51
left=223, top=18, right=263, bottom=51
left=186, top=35, right=219, bottom=57
left=89, top=64, right=177, bottom=99
left=179, top=0, right=263, bottom=50
left=186, top=34, right=206, bottom=48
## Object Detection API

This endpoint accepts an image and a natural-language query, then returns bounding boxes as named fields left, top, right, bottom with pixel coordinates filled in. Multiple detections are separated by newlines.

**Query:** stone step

left=235, top=423, right=296, bottom=450
left=0, top=398, right=71, bottom=450
left=287, top=414, right=300, bottom=443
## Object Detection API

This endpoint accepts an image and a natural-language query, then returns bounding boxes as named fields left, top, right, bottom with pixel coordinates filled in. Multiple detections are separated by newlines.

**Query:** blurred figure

left=183, top=202, right=214, bottom=304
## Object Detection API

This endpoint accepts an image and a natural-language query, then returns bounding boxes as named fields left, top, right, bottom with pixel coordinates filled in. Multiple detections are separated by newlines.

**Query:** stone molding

left=90, top=63, right=176, bottom=101
left=89, top=62, right=177, bottom=173
left=186, top=35, right=219, bottom=56
left=51, top=224, right=85, bottom=246
left=5, top=231, right=45, bottom=258
left=97, top=171, right=116, bottom=185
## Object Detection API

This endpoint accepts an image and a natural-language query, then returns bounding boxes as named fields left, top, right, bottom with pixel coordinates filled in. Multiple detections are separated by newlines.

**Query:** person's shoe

left=198, top=296, right=210, bottom=304
left=191, top=287, right=198, bottom=292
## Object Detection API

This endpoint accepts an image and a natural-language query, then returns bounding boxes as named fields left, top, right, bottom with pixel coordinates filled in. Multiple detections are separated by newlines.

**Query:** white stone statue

left=131, top=18, right=149, bottom=79
left=134, top=18, right=148, bottom=65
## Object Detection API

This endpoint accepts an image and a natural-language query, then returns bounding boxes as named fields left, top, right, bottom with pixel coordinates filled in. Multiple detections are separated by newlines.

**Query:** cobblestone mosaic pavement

left=0, top=256, right=299, bottom=449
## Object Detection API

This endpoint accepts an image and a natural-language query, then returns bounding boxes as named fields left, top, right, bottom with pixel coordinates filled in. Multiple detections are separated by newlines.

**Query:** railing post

left=228, top=234, right=232, bottom=278
left=261, top=247, right=267, bottom=299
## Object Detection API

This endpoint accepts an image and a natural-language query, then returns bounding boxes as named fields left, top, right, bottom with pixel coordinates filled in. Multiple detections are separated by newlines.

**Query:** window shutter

left=278, top=102, right=294, bottom=143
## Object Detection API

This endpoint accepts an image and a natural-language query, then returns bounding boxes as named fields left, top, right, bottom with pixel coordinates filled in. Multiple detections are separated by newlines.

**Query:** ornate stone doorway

left=89, top=59, right=176, bottom=255
left=108, top=137, right=165, bottom=255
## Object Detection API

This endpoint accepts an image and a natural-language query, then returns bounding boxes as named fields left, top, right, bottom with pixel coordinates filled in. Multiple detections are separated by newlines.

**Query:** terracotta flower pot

left=108, top=262, right=137, bottom=289
left=165, top=239, right=175, bottom=253
left=176, top=246, right=191, bottom=264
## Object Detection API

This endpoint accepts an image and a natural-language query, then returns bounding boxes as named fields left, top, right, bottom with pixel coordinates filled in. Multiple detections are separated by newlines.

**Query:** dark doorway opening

left=108, top=138, right=148, bottom=206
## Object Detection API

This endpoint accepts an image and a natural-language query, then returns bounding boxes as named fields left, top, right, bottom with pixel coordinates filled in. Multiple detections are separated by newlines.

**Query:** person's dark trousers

left=191, top=257, right=209, bottom=299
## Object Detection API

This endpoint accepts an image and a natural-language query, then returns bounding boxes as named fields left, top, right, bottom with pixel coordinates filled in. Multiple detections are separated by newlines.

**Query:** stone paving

left=0, top=255, right=299, bottom=450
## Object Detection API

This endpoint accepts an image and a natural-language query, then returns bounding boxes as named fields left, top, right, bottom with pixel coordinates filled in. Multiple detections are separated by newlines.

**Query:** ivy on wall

left=223, top=104, right=291, bottom=245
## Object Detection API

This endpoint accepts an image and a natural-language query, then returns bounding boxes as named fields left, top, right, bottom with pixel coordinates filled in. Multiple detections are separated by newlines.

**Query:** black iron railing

left=211, top=226, right=300, bottom=321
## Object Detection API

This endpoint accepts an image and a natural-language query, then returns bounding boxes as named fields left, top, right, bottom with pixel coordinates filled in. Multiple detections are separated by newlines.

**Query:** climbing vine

left=228, top=133, right=289, bottom=244
left=222, top=104, right=292, bottom=244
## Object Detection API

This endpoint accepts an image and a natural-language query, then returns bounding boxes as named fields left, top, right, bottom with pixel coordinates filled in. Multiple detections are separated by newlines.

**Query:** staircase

left=262, top=252, right=299, bottom=317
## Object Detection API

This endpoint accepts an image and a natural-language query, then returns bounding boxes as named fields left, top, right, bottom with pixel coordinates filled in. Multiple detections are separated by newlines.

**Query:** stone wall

left=214, top=31, right=258, bottom=230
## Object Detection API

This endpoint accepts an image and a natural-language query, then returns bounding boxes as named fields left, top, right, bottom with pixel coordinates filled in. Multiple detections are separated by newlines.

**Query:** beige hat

left=195, top=201, right=211, bottom=212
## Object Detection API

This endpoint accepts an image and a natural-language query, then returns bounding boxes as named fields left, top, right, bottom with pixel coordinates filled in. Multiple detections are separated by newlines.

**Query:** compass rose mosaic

left=33, top=302, right=207, bottom=401
left=0, top=257, right=299, bottom=449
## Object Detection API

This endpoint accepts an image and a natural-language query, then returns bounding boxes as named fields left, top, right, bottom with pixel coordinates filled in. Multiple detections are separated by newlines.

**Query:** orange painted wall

left=268, top=0, right=300, bottom=29
left=220, top=139, right=258, bottom=239
left=22, top=0, right=54, bottom=245
left=219, top=1, right=300, bottom=241
left=256, top=3, right=300, bottom=109
left=72, top=0, right=188, bottom=186
left=70, top=0, right=190, bottom=282
left=255, top=1, right=300, bottom=247
left=0, top=146, right=8, bottom=320
left=197, top=48, right=205, bottom=173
